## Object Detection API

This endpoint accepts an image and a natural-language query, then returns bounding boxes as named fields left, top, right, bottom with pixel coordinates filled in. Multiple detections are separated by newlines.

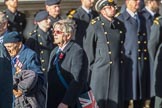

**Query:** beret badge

left=108, top=0, right=114, bottom=3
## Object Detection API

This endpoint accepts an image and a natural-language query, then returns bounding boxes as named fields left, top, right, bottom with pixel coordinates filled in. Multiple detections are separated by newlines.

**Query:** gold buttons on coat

left=41, top=59, right=45, bottom=63
left=108, top=51, right=112, bottom=55
left=40, top=51, right=44, bottom=54
left=40, top=42, right=43, bottom=45
left=144, top=49, right=147, bottom=52
left=104, top=32, right=108, bottom=35
left=42, top=68, right=46, bottom=71
left=109, top=61, right=113, bottom=64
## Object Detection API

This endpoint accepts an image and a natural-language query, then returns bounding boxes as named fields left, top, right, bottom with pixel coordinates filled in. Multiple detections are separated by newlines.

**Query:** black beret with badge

left=95, top=0, right=116, bottom=12
left=35, top=11, right=49, bottom=22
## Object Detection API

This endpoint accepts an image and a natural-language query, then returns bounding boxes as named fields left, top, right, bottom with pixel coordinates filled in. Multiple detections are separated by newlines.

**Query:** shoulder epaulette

left=67, top=8, right=77, bottom=19
left=115, top=12, right=121, bottom=17
left=91, top=19, right=96, bottom=24
left=91, top=17, right=100, bottom=24
left=153, top=20, right=159, bottom=25
left=153, top=16, right=162, bottom=25
left=29, top=30, right=37, bottom=36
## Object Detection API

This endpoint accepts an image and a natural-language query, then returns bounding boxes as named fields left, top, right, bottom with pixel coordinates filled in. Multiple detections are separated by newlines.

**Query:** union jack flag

left=79, top=90, right=99, bottom=108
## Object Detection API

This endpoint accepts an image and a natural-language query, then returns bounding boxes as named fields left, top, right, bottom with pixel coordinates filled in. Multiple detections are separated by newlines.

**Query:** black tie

left=88, top=12, right=92, bottom=20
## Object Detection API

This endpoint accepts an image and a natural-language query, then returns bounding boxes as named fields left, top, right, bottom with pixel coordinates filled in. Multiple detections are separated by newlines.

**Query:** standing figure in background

left=83, top=0, right=125, bottom=107
left=0, top=11, right=8, bottom=44
left=3, top=31, right=46, bottom=108
left=148, top=16, right=162, bottom=108
left=117, top=0, right=150, bottom=107
left=45, top=0, right=62, bottom=27
left=4, top=0, right=26, bottom=42
left=0, top=44, right=12, bottom=108
left=26, top=11, right=55, bottom=73
left=67, top=0, right=98, bottom=47
left=140, top=0, right=160, bottom=107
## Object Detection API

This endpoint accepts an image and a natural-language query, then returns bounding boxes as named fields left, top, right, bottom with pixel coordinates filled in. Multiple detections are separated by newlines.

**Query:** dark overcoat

left=0, top=44, right=13, bottom=108
left=47, top=40, right=87, bottom=108
left=140, top=8, right=160, bottom=40
left=117, top=10, right=151, bottom=100
left=4, top=9, right=26, bottom=42
left=72, top=6, right=98, bottom=47
left=26, top=28, right=55, bottom=73
left=83, top=15, right=125, bottom=108
left=140, top=9, right=160, bottom=97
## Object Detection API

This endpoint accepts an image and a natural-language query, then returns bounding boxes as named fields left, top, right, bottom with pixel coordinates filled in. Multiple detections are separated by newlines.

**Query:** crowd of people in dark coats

left=1, top=0, right=162, bottom=108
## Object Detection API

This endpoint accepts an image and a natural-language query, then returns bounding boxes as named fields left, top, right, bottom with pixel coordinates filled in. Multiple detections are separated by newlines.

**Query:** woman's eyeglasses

left=53, top=30, right=64, bottom=35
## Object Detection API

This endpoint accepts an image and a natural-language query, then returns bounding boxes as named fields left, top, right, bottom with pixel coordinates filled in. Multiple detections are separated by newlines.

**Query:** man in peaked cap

left=26, top=10, right=55, bottom=73
left=67, top=0, right=98, bottom=47
left=45, top=0, right=62, bottom=26
left=83, top=0, right=125, bottom=108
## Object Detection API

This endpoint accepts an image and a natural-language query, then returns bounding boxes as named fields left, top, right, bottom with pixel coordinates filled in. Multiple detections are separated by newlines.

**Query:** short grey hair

left=53, top=18, right=76, bottom=35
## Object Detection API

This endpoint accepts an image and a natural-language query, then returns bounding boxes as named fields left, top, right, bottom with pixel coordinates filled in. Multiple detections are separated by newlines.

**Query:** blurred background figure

left=45, top=0, right=62, bottom=27
left=0, top=11, right=8, bottom=44
left=4, top=0, right=26, bottom=43
left=67, top=0, right=98, bottom=47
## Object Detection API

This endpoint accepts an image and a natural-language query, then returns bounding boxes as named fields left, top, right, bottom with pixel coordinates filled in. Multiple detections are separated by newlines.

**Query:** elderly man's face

left=46, top=4, right=61, bottom=18
left=4, top=42, right=21, bottom=57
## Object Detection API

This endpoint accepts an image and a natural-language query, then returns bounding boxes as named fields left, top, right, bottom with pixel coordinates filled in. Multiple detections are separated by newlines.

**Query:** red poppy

left=59, top=52, right=65, bottom=60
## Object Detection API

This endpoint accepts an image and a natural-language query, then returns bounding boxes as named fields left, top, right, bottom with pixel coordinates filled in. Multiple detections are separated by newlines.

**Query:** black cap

left=35, top=11, right=49, bottom=22
left=45, top=0, right=61, bottom=6
left=3, top=31, right=22, bottom=43
left=95, top=0, right=116, bottom=12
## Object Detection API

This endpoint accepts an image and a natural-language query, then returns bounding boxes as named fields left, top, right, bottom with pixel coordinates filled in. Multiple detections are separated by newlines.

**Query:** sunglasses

left=53, top=30, right=64, bottom=34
